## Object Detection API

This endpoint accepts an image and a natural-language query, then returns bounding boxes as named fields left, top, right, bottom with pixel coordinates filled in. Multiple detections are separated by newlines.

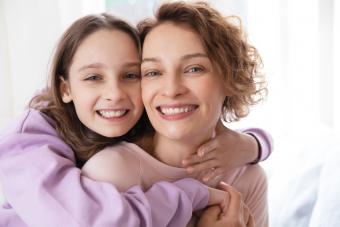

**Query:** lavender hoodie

left=0, top=109, right=209, bottom=227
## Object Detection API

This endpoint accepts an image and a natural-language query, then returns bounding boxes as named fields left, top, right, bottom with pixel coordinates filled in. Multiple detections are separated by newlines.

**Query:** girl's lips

left=96, top=109, right=130, bottom=121
left=156, top=105, right=198, bottom=120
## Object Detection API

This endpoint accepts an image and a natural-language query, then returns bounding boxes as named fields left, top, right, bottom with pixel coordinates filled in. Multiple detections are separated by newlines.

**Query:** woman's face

left=141, top=22, right=226, bottom=141
left=60, top=29, right=144, bottom=137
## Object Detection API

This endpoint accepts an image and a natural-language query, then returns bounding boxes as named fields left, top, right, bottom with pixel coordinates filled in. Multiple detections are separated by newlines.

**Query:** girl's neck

left=152, top=131, right=214, bottom=168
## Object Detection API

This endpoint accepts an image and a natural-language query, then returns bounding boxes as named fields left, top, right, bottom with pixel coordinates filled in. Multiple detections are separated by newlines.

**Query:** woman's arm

left=198, top=183, right=255, bottom=227
left=0, top=111, right=209, bottom=227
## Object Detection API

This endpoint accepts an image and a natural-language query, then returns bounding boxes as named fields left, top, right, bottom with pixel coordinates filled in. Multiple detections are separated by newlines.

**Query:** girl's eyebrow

left=78, top=62, right=140, bottom=72
left=141, top=53, right=208, bottom=64
left=78, top=63, right=106, bottom=72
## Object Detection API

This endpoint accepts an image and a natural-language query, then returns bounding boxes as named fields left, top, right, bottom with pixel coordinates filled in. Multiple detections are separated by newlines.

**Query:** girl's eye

left=85, top=74, right=101, bottom=81
left=143, top=70, right=161, bottom=77
left=124, top=72, right=141, bottom=80
left=185, top=66, right=204, bottom=73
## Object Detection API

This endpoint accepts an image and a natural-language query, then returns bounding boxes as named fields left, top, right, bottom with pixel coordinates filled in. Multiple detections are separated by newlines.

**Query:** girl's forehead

left=69, top=30, right=140, bottom=72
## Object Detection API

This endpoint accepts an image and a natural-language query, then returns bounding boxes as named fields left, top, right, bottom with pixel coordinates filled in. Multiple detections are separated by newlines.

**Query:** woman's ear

left=59, top=76, right=72, bottom=103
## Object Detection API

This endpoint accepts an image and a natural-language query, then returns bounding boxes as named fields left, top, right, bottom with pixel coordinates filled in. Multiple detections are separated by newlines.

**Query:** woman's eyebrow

left=141, top=53, right=208, bottom=65
left=141, top=57, right=160, bottom=64
left=181, top=53, right=209, bottom=60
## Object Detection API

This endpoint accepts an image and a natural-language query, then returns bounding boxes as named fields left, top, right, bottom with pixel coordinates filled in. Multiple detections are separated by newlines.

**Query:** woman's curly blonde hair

left=138, top=1, right=267, bottom=122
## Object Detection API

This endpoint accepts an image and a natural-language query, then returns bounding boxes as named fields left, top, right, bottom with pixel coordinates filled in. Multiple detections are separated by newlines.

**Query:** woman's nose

left=161, top=74, right=188, bottom=98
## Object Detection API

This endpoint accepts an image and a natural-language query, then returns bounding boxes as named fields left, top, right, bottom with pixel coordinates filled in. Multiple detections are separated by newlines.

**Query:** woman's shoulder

left=82, top=142, right=141, bottom=191
left=224, top=164, right=267, bottom=194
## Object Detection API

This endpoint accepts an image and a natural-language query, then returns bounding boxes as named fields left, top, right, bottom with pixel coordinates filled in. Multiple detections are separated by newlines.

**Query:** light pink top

left=86, top=141, right=268, bottom=227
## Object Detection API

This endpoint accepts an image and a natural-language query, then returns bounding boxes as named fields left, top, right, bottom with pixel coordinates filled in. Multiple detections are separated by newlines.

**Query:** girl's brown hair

left=30, top=14, right=147, bottom=167
left=138, top=1, right=267, bottom=122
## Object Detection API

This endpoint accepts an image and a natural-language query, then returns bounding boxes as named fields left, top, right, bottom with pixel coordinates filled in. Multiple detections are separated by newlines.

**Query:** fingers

left=247, top=213, right=255, bottom=227
left=197, top=138, right=218, bottom=157
left=218, top=182, right=242, bottom=218
left=201, top=205, right=221, bottom=221
left=186, top=160, right=218, bottom=174
left=196, top=205, right=221, bottom=227
left=201, top=167, right=224, bottom=182
left=242, top=202, right=250, bottom=224
left=183, top=149, right=218, bottom=167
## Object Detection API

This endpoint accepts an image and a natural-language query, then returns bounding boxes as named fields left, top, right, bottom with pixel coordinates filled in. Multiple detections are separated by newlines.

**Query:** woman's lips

left=157, top=105, right=198, bottom=120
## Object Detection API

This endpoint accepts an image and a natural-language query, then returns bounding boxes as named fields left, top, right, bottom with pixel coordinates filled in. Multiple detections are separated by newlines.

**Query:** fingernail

left=203, top=177, right=209, bottom=182
left=219, top=181, right=229, bottom=187
left=182, top=160, right=188, bottom=166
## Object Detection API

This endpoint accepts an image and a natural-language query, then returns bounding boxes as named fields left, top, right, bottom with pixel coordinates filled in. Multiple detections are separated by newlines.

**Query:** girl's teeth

left=98, top=110, right=126, bottom=118
left=160, top=106, right=195, bottom=115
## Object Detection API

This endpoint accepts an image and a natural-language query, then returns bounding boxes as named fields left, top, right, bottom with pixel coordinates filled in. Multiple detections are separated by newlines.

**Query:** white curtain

left=0, top=0, right=105, bottom=128
left=223, top=0, right=339, bottom=136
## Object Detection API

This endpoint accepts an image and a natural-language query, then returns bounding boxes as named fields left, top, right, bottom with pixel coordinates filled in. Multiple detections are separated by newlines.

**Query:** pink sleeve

left=239, top=128, right=273, bottom=162
left=0, top=132, right=208, bottom=227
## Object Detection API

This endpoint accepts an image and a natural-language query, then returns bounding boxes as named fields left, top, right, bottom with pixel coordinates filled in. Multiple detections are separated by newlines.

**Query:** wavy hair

left=138, top=1, right=267, bottom=122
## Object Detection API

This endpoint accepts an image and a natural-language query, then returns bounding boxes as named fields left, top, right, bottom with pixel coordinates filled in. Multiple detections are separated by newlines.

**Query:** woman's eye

left=143, top=71, right=161, bottom=77
left=85, top=74, right=101, bottom=81
left=124, top=72, right=141, bottom=80
left=186, top=66, right=204, bottom=73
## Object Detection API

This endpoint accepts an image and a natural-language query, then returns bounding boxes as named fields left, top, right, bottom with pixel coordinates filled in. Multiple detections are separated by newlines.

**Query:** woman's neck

left=152, top=131, right=214, bottom=168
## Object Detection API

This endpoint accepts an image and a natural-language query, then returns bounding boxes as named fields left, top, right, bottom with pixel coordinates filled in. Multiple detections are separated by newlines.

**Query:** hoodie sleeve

left=239, top=127, right=274, bottom=162
left=0, top=110, right=208, bottom=227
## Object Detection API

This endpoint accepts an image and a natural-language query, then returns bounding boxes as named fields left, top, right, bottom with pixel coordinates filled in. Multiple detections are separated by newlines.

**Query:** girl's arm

left=0, top=111, right=208, bottom=227
left=183, top=121, right=273, bottom=182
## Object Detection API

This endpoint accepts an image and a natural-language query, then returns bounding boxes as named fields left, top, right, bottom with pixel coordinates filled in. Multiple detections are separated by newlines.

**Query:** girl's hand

left=198, top=182, right=254, bottom=227
left=182, top=121, right=259, bottom=183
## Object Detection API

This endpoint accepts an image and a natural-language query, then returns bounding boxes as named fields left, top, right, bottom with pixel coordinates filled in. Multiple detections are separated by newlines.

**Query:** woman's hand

left=198, top=182, right=254, bottom=227
left=206, top=186, right=230, bottom=215
left=182, top=121, right=259, bottom=183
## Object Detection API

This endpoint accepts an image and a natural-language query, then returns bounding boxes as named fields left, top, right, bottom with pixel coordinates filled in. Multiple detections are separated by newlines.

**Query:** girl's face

left=61, top=29, right=143, bottom=137
left=141, top=22, right=226, bottom=141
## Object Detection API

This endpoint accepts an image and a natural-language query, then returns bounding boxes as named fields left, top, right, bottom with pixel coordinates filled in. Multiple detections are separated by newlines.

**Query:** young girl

left=82, top=2, right=269, bottom=227
left=0, top=11, right=270, bottom=227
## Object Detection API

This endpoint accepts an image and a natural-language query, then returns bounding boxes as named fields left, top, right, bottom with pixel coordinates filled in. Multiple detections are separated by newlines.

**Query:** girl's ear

left=59, top=76, right=72, bottom=103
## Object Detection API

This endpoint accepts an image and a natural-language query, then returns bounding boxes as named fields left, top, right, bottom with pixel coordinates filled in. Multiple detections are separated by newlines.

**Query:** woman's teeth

left=160, top=106, right=196, bottom=115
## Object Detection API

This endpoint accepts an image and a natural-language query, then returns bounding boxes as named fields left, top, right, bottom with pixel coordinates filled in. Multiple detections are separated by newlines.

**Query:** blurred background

left=1, top=0, right=340, bottom=226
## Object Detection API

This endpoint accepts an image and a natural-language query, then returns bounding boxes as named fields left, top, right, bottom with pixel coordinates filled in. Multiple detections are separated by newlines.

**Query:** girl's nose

left=102, top=80, right=127, bottom=102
